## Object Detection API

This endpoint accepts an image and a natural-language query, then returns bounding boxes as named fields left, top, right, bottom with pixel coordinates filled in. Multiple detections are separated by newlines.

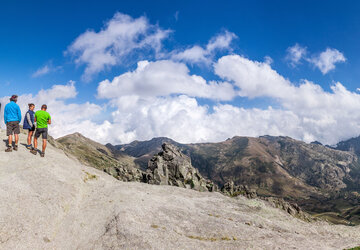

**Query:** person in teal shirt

left=30, top=104, right=51, bottom=157
left=4, top=95, right=21, bottom=152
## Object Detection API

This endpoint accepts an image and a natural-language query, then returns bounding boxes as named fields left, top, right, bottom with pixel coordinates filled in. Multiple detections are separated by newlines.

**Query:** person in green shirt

left=30, top=104, right=51, bottom=157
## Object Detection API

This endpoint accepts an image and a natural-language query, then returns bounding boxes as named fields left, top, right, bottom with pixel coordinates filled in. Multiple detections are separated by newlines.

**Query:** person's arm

left=17, top=105, right=21, bottom=122
left=48, top=114, right=51, bottom=125
left=4, top=106, right=7, bottom=124
left=26, top=112, right=33, bottom=127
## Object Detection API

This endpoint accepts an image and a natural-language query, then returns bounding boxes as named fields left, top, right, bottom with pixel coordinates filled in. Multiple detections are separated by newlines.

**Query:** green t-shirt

left=35, top=110, right=51, bottom=128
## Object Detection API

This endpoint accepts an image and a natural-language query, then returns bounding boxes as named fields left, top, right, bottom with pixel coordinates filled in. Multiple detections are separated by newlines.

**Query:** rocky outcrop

left=145, top=143, right=217, bottom=192
left=220, top=181, right=315, bottom=222
left=221, top=181, right=257, bottom=199
left=103, top=164, right=144, bottom=182
left=263, top=197, right=313, bottom=222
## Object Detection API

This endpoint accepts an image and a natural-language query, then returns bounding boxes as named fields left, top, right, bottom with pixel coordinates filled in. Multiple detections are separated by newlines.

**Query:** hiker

left=30, top=104, right=51, bottom=157
left=4, top=95, right=22, bottom=152
left=23, top=103, right=36, bottom=149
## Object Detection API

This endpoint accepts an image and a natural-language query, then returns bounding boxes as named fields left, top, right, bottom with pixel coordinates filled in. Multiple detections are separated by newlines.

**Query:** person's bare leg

left=42, top=139, right=47, bottom=153
left=34, top=137, right=38, bottom=149
left=27, top=131, right=33, bottom=145
left=14, top=134, right=19, bottom=145
left=8, top=135, right=12, bottom=147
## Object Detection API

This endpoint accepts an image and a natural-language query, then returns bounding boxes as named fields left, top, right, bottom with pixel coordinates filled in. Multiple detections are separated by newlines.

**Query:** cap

left=10, top=95, right=18, bottom=101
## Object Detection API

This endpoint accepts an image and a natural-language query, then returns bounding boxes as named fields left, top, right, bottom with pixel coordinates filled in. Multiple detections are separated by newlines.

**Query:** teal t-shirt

left=35, top=110, right=51, bottom=128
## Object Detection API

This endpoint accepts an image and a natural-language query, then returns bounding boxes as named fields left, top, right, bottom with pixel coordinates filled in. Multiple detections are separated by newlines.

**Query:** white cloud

left=214, top=55, right=294, bottom=99
left=309, top=48, right=346, bottom=74
left=206, top=31, right=237, bottom=52
left=32, top=62, right=62, bottom=78
left=171, top=31, right=236, bottom=64
left=66, top=12, right=171, bottom=81
left=264, top=56, right=273, bottom=65
left=3, top=47, right=357, bottom=146
left=97, top=60, right=235, bottom=101
left=174, top=11, right=179, bottom=21
left=286, top=43, right=307, bottom=67
left=32, top=65, right=50, bottom=77
left=214, top=54, right=360, bottom=144
left=90, top=54, right=360, bottom=145
left=2, top=58, right=360, bottom=146
left=286, top=45, right=346, bottom=74
left=171, top=46, right=209, bottom=64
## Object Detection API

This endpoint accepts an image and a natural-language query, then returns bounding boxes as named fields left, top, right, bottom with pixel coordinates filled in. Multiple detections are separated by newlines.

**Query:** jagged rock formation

left=263, top=197, right=313, bottom=222
left=145, top=143, right=217, bottom=192
left=221, top=181, right=257, bottom=199
left=107, top=137, right=181, bottom=170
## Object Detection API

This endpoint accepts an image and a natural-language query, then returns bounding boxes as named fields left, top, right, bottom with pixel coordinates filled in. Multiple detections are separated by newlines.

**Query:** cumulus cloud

left=95, top=95, right=304, bottom=144
left=4, top=50, right=357, bottom=146
left=87, top=53, right=360, bottom=145
left=214, top=54, right=360, bottom=144
left=2, top=58, right=360, bottom=146
left=97, top=60, right=235, bottom=101
left=66, top=12, right=171, bottom=81
left=286, top=43, right=307, bottom=67
left=214, top=55, right=294, bottom=98
left=309, top=48, right=346, bottom=74
left=286, top=45, right=346, bottom=74
left=171, top=31, right=236, bottom=64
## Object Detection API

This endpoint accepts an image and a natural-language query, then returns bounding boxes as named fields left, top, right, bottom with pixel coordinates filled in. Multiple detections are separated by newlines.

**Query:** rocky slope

left=110, top=135, right=360, bottom=225
left=1, top=130, right=360, bottom=249
left=55, top=133, right=143, bottom=182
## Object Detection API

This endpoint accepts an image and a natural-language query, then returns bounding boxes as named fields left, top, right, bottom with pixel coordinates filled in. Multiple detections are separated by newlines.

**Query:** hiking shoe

left=5, top=147, right=12, bottom=152
left=26, top=144, right=32, bottom=150
left=30, top=149, right=37, bottom=155
left=40, top=152, right=45, bottom=158
left=13, top=145, right=18, bottom=151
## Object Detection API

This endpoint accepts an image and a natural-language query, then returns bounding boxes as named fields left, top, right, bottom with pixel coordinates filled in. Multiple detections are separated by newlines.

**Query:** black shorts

left=28, top=126, right=35, bottom=132
left=35, top=128, right=48, bottom=140
left=6, top=121, right=20, bottom=136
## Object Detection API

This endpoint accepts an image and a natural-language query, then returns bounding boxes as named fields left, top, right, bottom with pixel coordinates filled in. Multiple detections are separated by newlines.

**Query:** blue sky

left=1, top=0, right=360, bottom=144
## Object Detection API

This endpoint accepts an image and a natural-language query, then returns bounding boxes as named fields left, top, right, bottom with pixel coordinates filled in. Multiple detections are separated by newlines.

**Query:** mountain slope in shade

left=1, top=130, right=360, bottom=249
left=336, top=135, right=360, bottom=156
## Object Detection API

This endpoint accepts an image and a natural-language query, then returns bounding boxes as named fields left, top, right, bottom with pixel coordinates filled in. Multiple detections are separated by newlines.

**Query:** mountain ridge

left=104, top=133, right=360, bottom=225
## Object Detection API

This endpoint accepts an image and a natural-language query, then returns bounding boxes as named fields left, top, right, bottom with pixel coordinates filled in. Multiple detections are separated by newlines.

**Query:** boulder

left=145, top=143, right=217, bottom=192
left=104, top=164, right=144, bottom=182
left=221, top=181, right=257, bottom=199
